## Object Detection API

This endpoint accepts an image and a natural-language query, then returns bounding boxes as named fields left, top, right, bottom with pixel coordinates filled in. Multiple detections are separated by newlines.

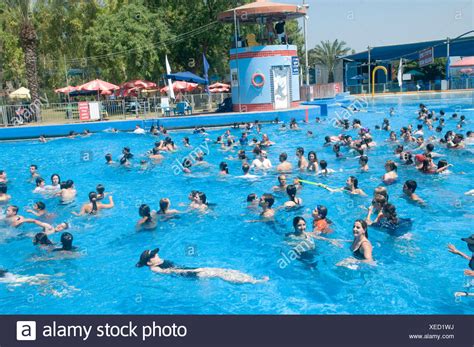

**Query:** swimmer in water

left=33, top=232, right=53, bottom=246
left=296, top=147, right=308, bottom=171
left=283, top=184, right=303, bottom=209
left=45, top=174, right=61, bottom=192
left=29, top=164, right=40, bottom=182
left=26, top=201, right=49, bottom=218
left=448, top=235, right=474, bottom=277
left=0, top=170, right=7, bottom=184
left=272, top=175, right=288, bottom=192
left=382, top=160, right=398, bottom=184
left=55, top=180, right=76, bottom=202
left=39, top=135, right=47, bottom=143
left=3, top=205, right=26, bottom=227
left=251, top=150, right=272, bottom=171
left=246, top=193, right=259, bottom=210
left=317, top=160, right=335, bottom=175
left=183, top=137, right=191, bottom=148
left=276, top=152, right=292, bottom=172
left=307, top=151, right=319, bottom=173
left=149, top=148, right=164, bottom=161
left=105, top=153, right=115, bottom=165
left=23, top=218, right=69, bottom=235
left=189, top=191, right=208, bottom=211
left=285, top=216, right=315, bottom=250
left=72, top=192, right=114, bottom=216
left=53, top=232, right=77, bottom=252
left=402, top=180, right=425, bottom=205
left=0, top=182, right=11, bottom=203
left=157, top=198, right=180, bottom=215
left=321, top=176, right=366, bottom=196
left=96, top=184, right=107, bottom=200
left=238, top=163, right=258, bottom=179
left=136, top=248, right=268, bottom=284
left=136, top=204, right=157, bottom=230
left=33, top=177, right=47, bottom=194
left=337, top=220, right=373, bottom=266
left=219, top=162, right=229, bottom=175
left=359, top=155, right=369, bottom=172
left=259, top=193, right=275, bottom=220
left=0, top=269, right=52, bottom=286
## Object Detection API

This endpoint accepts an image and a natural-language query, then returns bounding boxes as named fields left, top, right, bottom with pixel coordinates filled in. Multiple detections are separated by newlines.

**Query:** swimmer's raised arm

left=100, top=196, right=114, bottom=209
left=447, top=244, right=471, bottom=260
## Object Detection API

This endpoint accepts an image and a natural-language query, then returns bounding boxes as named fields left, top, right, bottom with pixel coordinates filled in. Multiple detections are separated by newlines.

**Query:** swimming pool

left=0, top=92, right=473, bottom=314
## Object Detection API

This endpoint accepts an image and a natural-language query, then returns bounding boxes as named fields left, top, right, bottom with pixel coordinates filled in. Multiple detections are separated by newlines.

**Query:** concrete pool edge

left=0, top=106, right=320, bottom=141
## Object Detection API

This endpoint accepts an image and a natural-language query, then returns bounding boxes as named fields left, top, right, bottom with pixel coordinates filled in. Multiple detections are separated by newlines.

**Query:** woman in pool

left=149, top=148, right=164, bottom=161
left=436, top=159, right=453, bottom=174
left=0, top=183, right=11, bottom=203
left=45, top=174, right=61, bottom=192
left=260, top=133, right=275, bottom=147
left=307, top=151, right=319, bottom=172
left=136, top=204, right=157, bottom=230
left=219, top=162, right=229, bottom=175
left=284, top=184, right=303, bottom=209
left=382, top=160, right=398, bottom=184
left=136, top=248, right=268, bottom=284
left=359, top=155, right=369, bottom=172
left=189, top=192, right=208, bottom=211
left=53, top=232, right=77, bottom=252
left=368, top=203, right=411, bottom=234
left=296, top=147, right=308, bottom=171
left=349, top=220, right=373, bottom=262
left=26, top=201, right=49, bottom=218
left=157, top=198, right=180, bottom=215
left=72, top=192, right=114, bottom=216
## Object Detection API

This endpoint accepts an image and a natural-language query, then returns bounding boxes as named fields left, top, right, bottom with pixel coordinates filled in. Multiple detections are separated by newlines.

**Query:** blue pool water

left=0, top=92, right=473, bottom=314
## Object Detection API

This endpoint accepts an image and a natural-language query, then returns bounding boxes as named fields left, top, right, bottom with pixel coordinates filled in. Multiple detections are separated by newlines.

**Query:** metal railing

left=0, top=93, right=231, bottom=127
left=345, top=77, right=474, bottom=95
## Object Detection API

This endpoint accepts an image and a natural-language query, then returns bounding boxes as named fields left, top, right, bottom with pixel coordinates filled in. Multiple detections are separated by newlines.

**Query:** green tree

left=309, top=39, right=351, bottom=83
left=4, top=0, right=41, bottom=101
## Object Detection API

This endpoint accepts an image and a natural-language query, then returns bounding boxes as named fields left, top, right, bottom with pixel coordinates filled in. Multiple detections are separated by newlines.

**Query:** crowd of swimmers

left=1, top=104, right=473, bottom=291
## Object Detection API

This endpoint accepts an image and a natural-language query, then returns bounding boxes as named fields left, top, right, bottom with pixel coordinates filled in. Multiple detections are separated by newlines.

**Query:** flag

left=397, top=58, right=403, bottom=88
left=203, top=53, right=210, bottom=95
left=165, top=55, right=175, bottom=100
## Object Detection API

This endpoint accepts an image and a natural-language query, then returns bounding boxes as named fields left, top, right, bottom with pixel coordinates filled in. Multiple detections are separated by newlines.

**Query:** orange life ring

left=251, top=73, right=265, bottom=88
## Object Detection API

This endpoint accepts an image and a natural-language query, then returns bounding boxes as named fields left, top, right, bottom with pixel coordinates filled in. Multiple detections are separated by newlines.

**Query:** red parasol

left=76, top=79, right=119, bottom=92
left=160, top=81, right=199, bottom=93
left=120, top=80, right=157, bottom=90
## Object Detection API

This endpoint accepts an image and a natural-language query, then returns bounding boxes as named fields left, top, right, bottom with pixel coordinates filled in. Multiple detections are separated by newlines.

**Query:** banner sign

left=78, top=102, right=90, bottom=121
left=419, top=47, right=434, bottom=67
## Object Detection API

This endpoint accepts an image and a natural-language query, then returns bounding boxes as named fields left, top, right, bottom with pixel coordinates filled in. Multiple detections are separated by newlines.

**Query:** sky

left=275, top=0, right=473, bottom=53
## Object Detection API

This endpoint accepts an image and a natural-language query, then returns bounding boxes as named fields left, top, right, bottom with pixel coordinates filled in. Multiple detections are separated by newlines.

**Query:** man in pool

left=2, top=205, right=26, bottom=228
left=276, top=152, right=292, bottom=172
left=136, top=248, right=268, bottom=284
left=272, top=175, right=288, bottom=192
left=402, top=180, right=425, bottom=205
left=22, top=218, right=69, bottom=235
left=29, top=164, right=40, bottom=182
left=448, top=235, right=474, bottom=277
left=259, top=193, right=275, bottom=220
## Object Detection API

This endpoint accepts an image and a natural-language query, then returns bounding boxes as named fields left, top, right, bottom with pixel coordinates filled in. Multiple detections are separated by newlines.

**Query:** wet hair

left=66, top=180, right=74, bottom=188
left=296, top=147, right=304, bottom=156
left=286, top=184, right=298, bottom=202
left=435, top=126, right=443, bottom=133
left=395, top=145, right=404, bottom=154
left=307, top=151, right=318, bottom=162
left=349, top=176, right=359, bottom=189
left=139, top=204, right=151, bottom=219
left=426, top=143, right=434, bottom=152
left=51, top=174, right=61, bottom=184
left=60, top=232, right=74, bottom=250
left=247, top=193, right=257, bottom=202
left=0, top=183, right=7, bottom=194
left=35, top=177, right=45, bottom=187
left=279, top=152, right=288, bottom=162
left=385, top=160, right=397, bottom=172
left=35, top=201, right=46, bottom=210
left=359, top=155, right=368, bottom=164
left=319, top=160, right=327, bottom=170
left=105, top=154, right=113, bottom=163
left=242, top=163, right=250, bottom=174
left=374, top=186, right=388, bottom=200
left=33, top=232, right=53, bottom=246
left=383, top=204, right=398, bottom=224
left=219, top=162, right=229, bottom=174
left=182, top=158, right=192, bottom=168
left=9, top=205, right=19, bottom=214
left=197, top=192, right=208, bottom=205
left=404, top=180, right=417, bottom=193
left=30, top=164, right=38, bottom=170
left=316, top=205, right=328, bottom=218
left=372, top=194, right=387, bottom=207
left=437, top=159, right=448, bottom=169
left=159, top=199, right=170, bottom=213
left=261, top=193, right=275, bottom=208
left=88, top=191, right=98, bottom=214
left=417, top=124, right=423, bottom=130
left=183, top=137, right=190, bottom=144
left=421, top=159, right=432, bottom=173
left=96, top=184, right=105, bottom=195
left=292, top=216, right=306, bottom=231
left=354, top=219, right=368, bottom=238
left=324, top=136, right=331, bottom=143
left=238, top=150, right=247, bottom=160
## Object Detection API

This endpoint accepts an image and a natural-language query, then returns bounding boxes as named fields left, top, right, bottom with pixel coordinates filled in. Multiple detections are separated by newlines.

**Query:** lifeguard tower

left=218, top=0, right=307, bottom=112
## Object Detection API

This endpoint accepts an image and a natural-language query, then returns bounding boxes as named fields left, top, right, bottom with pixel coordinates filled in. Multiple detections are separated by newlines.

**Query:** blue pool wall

left=0, top=106, right=320, bottom=140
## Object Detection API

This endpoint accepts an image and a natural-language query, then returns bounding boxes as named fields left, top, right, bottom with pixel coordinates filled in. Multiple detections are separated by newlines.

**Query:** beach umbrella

left=54, top=86, right=77, bottom=94
left=209, top=82, right=231, bottom=89
left=77, top=79, right=119, bottom=92
left=160, top=81, right=199, bottom=93
left=164, top=71, right=207, bottom=85
left=9, top=87, right=31, bottom=100
left=119, top=80, right=157, bottom=90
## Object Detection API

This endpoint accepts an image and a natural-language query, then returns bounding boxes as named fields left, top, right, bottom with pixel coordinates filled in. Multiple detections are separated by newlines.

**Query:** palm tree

left=309, top=39, right=351, bottom=83
left=5, top=0, right=39, bottom=102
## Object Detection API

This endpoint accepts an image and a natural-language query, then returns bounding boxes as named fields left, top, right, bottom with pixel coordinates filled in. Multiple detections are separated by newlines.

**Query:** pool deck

left=0, top=105, right=320, bottom=141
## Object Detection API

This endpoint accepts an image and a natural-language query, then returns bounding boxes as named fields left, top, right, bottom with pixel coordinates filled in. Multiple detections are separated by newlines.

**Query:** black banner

left=2, top=315, right=473, bottom=347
